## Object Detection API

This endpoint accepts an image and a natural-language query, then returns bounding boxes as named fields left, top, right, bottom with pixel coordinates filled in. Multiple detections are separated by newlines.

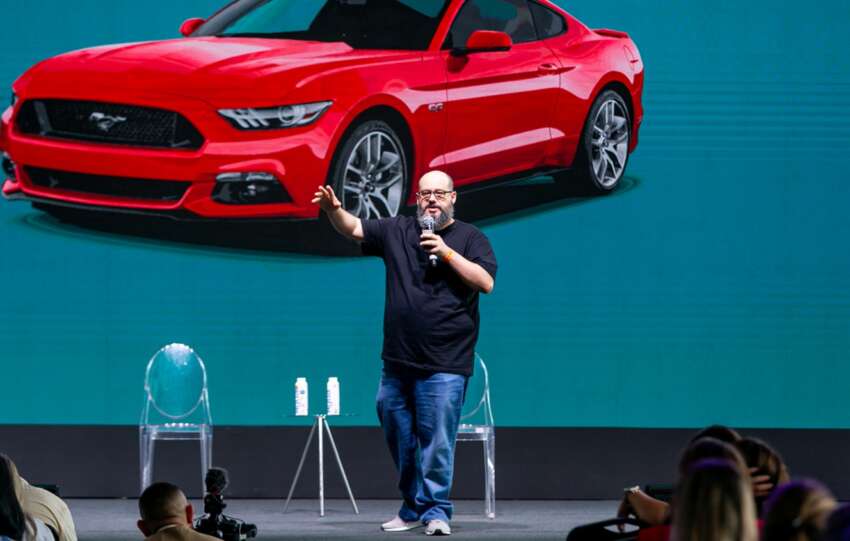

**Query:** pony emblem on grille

left=88, top=112, right=128, bottom=132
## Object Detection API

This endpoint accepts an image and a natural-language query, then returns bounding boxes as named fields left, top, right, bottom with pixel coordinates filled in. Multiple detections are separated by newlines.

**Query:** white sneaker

left=381, top=516, right=422, bottom=532
left=425, top=519, right=451, bottom=536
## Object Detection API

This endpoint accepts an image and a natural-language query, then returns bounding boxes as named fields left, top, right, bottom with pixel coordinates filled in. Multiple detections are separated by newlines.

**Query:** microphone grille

left=422, top=216, right=435, bottom=230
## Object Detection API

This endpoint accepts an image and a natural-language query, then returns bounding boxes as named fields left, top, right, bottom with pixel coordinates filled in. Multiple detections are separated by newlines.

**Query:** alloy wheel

left=590, top=99, right=629, bottom=188
left=341, top=131, right=406, bottom=218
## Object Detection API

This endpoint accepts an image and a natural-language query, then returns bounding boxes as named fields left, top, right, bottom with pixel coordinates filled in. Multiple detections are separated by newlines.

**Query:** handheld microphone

left=422, top=216, right=438, bottom=267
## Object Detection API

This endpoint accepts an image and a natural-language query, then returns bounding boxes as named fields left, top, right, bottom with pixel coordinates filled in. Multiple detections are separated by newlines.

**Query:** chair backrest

left=460, top=353, right=493, bottom=427
left=141, top=343, right=211, bottom=425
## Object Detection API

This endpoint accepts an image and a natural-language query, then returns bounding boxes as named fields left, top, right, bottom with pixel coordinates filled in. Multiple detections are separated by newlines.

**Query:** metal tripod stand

left=283, top=414, right=359, bottom=517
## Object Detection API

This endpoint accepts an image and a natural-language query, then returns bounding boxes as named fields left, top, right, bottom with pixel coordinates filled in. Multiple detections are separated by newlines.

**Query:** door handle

left=538, top=63, right=575, bottom=75
left=538, top=63, right=559, bottom=74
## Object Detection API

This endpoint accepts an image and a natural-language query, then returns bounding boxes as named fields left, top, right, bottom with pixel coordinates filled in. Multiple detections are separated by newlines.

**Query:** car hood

left=17, top=37, right=418, bottom=106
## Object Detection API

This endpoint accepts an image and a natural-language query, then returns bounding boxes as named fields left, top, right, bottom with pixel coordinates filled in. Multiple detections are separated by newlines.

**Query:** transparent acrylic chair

left=456, top=352, right=495, bottom=518
left=139, top=343, right=212, bottom=494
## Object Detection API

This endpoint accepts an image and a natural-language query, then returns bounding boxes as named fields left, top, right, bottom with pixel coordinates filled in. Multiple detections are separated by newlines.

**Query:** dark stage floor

left=70, top=498, right=617, bottom=540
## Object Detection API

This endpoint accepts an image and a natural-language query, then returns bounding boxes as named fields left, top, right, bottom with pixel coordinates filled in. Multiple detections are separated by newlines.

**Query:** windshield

left=194, top=0, right=451, bottom=51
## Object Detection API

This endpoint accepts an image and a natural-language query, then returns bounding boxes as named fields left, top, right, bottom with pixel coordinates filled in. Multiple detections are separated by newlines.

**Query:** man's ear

left=185, top=504, right=194, bottom=525
left=137, top=520, right=151, bottom=536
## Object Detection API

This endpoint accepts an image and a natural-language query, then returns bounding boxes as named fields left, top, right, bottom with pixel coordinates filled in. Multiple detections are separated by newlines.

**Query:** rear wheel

left=327, top=119, right=409, bottom=219
left=576, top=90, right=631, bottom=192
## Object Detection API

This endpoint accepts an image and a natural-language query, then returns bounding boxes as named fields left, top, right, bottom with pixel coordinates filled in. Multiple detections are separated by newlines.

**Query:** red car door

left=439, top=0, right=560, bottom=186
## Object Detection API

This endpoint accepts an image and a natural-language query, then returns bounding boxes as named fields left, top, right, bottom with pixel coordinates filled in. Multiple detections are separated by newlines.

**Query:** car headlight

left=218, top=101, right=332, bottom=130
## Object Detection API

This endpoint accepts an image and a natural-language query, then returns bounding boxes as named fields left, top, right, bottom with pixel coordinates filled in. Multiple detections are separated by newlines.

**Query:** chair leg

left=140, top=429, right=155, bottom=493
left=484, top=432, right=496, bottom=519
left=201, top=428, right=213, bottom=496
left=139, top=429, right=145, bottom=493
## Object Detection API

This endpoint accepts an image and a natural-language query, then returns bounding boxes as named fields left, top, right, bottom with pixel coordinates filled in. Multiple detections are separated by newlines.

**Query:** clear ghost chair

left=456, top=352, right=495, bottom=518
left=139, top=343, right=212, bottom=494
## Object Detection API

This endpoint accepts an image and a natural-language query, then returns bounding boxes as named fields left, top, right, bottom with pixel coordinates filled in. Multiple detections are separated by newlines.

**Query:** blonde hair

left=0, top=454, right=38, bottom=540
left=672, top=458, right=758, bottom=541
left=5, top=455, right=24, bottom=503
left=763, top=479, right=837, bottom=541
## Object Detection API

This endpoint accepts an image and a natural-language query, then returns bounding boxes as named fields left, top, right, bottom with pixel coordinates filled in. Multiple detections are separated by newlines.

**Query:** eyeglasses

left=416, top=189, right=453, bottom=200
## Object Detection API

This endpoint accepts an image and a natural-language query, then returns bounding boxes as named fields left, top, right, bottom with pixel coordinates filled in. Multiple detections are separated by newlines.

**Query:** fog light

left=212, top=171, right=291, bottom=205
left=1, top=152, right=16, bottom=181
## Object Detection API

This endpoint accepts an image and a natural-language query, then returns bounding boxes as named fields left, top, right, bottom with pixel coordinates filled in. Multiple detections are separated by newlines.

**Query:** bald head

left=416, top=169, right=457, bottom=229
left=138, top=482, right=191, bottom=535
left=419, top=170, right=454, bottom=192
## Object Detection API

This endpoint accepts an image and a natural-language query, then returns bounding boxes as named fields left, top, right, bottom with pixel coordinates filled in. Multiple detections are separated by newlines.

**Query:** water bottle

left=326, top=377, right=340, bottom=416
left=295, top=377, right=308, bottom=416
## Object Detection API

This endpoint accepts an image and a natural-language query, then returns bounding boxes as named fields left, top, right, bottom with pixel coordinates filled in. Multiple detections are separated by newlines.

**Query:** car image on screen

left=0, top=0, right=643, bottom=222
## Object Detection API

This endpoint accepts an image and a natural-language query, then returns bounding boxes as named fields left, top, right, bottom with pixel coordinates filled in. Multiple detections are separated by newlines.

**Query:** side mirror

left=179, top=18, right=205, bottom=37
left=452, top=30, right=512, bottom=56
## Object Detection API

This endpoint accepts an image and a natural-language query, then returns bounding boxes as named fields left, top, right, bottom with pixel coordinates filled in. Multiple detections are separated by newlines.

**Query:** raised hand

left=749, top=468, right=774, bottom=498
left=311, top=185, right=342, bottom=213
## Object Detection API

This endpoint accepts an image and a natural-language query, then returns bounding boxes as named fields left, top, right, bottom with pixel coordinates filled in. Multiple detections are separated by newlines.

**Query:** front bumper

left=0, top=99, right=332, bottom=220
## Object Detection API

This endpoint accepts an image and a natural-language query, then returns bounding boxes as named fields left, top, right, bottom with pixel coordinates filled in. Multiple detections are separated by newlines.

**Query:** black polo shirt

left=362, top=216, right=497, bottom=376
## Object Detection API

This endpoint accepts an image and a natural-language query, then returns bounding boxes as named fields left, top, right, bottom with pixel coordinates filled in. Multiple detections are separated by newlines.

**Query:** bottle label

left=295, top=380, right=308, bottom=416
left=327, top=379, right=340, bottom=416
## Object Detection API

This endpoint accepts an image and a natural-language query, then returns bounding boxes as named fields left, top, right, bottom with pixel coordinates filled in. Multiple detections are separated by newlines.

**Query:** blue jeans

left=376, top=367, right=467, bottom=523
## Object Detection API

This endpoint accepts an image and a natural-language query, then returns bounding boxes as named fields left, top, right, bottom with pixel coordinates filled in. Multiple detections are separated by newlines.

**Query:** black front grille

left=16, top=100, right=204, bottom=150
left=26, top=167, right=190, bottom=202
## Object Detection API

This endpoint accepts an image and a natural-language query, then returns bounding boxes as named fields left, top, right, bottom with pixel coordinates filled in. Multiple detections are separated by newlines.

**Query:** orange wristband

left=443, top=250, right=454, bottom=262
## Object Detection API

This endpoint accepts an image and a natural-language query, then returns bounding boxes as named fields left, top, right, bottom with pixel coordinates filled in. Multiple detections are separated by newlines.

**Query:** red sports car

left=0, top=0, right=643, bottom=221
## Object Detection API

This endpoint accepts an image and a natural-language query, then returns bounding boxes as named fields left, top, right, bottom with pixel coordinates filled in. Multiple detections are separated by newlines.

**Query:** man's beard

left=417, top=203, right=454, bottom=230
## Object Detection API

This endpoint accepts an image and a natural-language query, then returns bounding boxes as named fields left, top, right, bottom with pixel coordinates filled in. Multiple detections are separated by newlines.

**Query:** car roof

left=426, top=0, right=577, bottom=51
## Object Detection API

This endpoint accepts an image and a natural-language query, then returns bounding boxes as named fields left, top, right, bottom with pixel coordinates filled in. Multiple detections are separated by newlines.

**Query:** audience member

left=678, top=437, right=747, bottom=477
left=137, top=482, right=217, bottom=541
left=690, top=425, right=743, bottom=445
left=620, top=437, right=747, bottom=527
left=689, top=425, right=791, bottom=503
left=823, top=504, right=850, bottom=541
left=763, top=479, right=836, bottom=541
left=585, top=425, right=833, bottom=541
left=11, top=470, right=76, bottom=541
left=0, top=455, right=52, bottom=541
left=736, top=437, right=790, bottom=511
left=671, top=458, right=757, bottom=541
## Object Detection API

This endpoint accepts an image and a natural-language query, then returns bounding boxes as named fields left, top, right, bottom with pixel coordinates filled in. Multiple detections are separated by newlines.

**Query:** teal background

left=1, top=1, right=848, bottom=428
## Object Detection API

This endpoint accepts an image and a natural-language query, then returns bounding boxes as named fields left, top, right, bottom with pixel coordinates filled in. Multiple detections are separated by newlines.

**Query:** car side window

left=443, top=0, right=537, bottom=49
left=528, top=1, right=567, bottom=39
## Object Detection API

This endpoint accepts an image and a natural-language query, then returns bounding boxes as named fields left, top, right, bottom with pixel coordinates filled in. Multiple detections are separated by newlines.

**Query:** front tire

left=327, top=119, right=409, bottom=219
left=576, top=90, right=631, bottom=192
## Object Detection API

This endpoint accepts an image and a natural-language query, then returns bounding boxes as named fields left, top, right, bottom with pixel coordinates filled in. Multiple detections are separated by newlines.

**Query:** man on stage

left=313, top=170, right=497, bottom=536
